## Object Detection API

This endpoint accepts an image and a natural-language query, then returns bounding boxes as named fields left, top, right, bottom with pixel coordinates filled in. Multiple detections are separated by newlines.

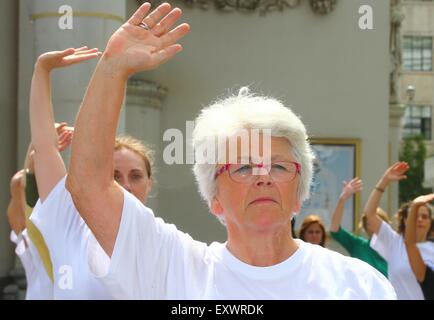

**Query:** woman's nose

left=254, top=172, right=273, bottom=187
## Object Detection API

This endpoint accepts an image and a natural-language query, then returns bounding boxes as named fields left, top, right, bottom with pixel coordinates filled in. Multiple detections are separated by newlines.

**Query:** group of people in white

left=6, top=2, right=433, bottom=300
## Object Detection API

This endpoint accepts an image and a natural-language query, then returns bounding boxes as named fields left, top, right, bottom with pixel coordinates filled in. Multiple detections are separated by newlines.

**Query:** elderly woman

left=44, top=3, right=396, bottom=299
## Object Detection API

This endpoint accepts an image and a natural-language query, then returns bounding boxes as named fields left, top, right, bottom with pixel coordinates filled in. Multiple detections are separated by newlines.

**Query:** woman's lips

left=250, top=198, right=277, bottom=205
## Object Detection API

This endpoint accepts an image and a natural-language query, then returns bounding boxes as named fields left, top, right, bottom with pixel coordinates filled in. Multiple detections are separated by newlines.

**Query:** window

left=402, top=105, right=432, bottom=140
left=403, top=36, right=433, bottom=72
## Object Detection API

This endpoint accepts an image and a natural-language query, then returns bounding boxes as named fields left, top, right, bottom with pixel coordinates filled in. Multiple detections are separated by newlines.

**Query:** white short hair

left=192, top=87, right=314, bottom=221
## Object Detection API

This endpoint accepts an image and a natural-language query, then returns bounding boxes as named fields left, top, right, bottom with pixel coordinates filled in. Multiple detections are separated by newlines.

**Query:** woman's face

left=113, top=148, right=152, bottom=203
left=416, top=205, right=432, bottom=240
left=303, top=223, right=324, bottom=246
left=212, top=136, right=300, bottom=235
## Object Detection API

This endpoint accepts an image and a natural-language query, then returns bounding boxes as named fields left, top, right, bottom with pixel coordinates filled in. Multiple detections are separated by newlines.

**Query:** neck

left=226, top=224, right=299, bottom=267
left=416, top=232, right=427, bottom=243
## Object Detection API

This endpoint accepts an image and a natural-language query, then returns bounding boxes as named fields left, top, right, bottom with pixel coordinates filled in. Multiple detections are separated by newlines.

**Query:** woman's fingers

left=64, top=52, right=102, bottom=64
left=128, top=2, right=152, bottom=25
left=140, top=2, right=172, bottom=29
left=58, top=132, right=73, bottom=152
left=73, top=48, right=100, bottom=56
left=150, top=44, right=183, bottom=66
left=74, top=46, right=89, bottom=52
left=158, top=23, right=190, bottom=50
left=55, top=122, right=68, bottom=134
left=59, top=48, right=76, bottom=57
left=152, top=8, right=183, bottom=37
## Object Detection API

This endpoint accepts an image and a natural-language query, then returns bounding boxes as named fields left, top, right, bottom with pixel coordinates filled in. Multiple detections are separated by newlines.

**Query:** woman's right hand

left=340, top=177, right=363, bottom=200
left=102, top=2, right=190, bottom=79
left=55, top=122, right=74, bottom=152
left=381, top=161, right=409, bottom=184
left=36, top=47, right=102, bottom=73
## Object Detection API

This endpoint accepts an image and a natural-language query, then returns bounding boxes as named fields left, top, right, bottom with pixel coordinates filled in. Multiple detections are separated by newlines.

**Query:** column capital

left=389, top=103, right=406, bottom=128
left=126, top=78, right=168, bottom=109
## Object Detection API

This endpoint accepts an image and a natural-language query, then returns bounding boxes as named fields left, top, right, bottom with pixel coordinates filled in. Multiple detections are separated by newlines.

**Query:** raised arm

left=330, top=178, right=363, bottom=232
left=363, top=161, right=409, bottom=235
left=30, top=47, right=101, bottom=201
left=66, top=2, right=190, bottom=256
left=7, top=170, right=26, bottom=235
left=405, top=194, right=434, bottom=282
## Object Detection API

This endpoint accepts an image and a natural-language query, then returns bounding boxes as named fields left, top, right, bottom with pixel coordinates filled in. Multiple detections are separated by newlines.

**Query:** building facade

left=399, top=0, right=434, bottom=189
left=0, top=0, right=392, bottom=296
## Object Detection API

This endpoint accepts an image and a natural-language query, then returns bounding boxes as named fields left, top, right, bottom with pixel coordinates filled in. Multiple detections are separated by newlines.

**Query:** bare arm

left=363, top=161, right=409, bottom=235
left=30, top=48, right=101, bottom=201
left=66, top=3, right=190, bottom=256
left=330, top=178, right=363, bottom=232
left=7, top=170, right=26, bottom=235
left=405, top=194, right=434, bottom=282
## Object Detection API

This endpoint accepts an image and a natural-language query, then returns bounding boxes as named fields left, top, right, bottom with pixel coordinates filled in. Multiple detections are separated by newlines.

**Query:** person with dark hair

left=299, top=215, right=327, bottom=247
left=365, top=161, right=433, bottom=299
left=404, top=194, right=434, bottom=300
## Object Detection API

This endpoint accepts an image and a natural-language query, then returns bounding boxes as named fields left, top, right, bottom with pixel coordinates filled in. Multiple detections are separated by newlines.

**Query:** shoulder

left=303, top=242, right=395, bottom=298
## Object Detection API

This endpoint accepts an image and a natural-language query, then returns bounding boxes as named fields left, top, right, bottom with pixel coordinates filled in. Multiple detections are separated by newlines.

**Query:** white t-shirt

left=30, top=176, right=112, bottom=300
left=10, top=227, right=53, bottom=300
left=370, top=221, right=432, bottom=300
left=88, top=188, right=396, bottom=300
left=417, top=241, right=434, bottom=270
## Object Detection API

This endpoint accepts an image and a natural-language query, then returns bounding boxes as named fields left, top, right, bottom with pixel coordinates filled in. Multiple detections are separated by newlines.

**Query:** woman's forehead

left=114, top=149, right=147, bottom=168
left=220, top=136, right=293, bottom=163
left=418, top=206, right=430, bottom=215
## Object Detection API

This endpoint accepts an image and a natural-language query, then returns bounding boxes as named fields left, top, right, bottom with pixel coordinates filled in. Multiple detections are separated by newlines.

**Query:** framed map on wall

left=295, top=139, right=361, bottom=233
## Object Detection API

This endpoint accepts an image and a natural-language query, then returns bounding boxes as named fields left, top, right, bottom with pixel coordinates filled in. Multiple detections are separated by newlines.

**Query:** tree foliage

left=399, top=134, right=432, bottom=204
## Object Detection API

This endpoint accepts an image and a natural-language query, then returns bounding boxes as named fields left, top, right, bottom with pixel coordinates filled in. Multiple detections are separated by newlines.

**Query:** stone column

left=126, top=77, right=168, bottom=213
left=388, top=0, right=405, bottom=216
left=389, top=103, right=405, bottom=215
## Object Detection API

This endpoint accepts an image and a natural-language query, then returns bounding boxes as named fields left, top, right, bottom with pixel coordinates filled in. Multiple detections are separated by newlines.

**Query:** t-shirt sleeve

left=330, top=227, right=358, bottom=254
left=10, top=230, right=37, bottom=288
left=88, top=188, right=208, bottom=300
left=417, top=242, right=434, bottom=270
left=354, top=260, right=397, bottom=300
left=30, top=176, right=83, bottom=269
left=369, top=221, right=400, bottom=262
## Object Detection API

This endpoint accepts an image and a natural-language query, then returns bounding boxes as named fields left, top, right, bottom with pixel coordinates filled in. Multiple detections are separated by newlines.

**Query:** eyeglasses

left=214, top=161, right=301, bottom=184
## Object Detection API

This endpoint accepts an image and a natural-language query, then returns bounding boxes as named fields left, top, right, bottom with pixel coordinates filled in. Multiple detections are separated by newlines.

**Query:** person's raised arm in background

left=30, top=47, right=100, bottom=201
left=363, top=162, right=409, bottom=235
left=330, top=177, right=363, bottom=232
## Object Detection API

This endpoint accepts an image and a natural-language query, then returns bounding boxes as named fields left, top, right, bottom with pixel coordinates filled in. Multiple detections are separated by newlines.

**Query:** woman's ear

left=211, top=197, right=224, bottom=217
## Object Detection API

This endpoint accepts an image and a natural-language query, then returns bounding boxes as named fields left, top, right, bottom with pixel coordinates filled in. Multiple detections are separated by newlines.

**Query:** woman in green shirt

left=329, top=177, right=389, bottom=277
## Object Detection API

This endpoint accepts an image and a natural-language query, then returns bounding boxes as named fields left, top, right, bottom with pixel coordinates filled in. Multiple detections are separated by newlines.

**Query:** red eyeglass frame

left=214, top=161, right=301, bottom=180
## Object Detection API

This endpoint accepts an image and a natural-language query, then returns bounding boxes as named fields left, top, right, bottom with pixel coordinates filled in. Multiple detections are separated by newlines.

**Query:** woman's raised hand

left=102, top=2, right=190, bottom=79
left=36, top=47, right=102, bottom=72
